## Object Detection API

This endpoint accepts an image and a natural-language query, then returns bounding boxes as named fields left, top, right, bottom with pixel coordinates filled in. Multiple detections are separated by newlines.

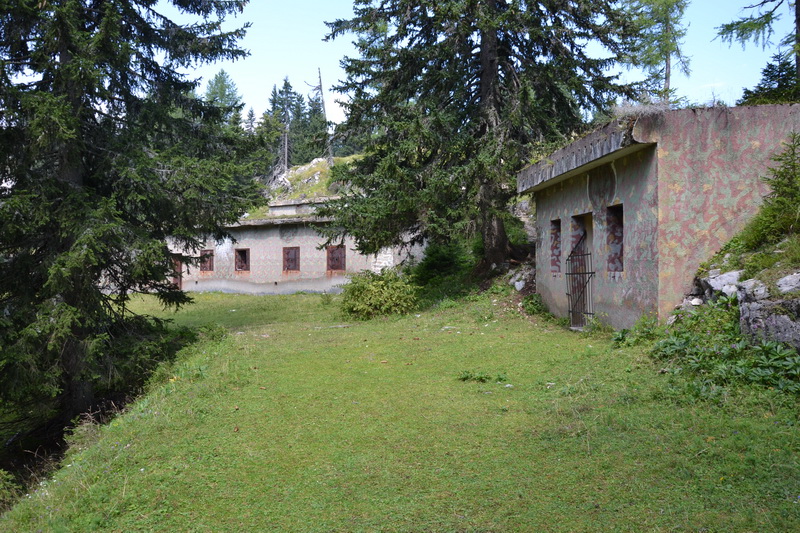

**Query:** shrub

left=521, top=294, right=548, bottom=315
left=410, top=242, right=472, bottom=286
left=0, top=468, right=20, bottom=512
left=340, top=269, right=419, bottom=320
left=651, top=296, right=800, bottom=394
left=612, top=314, right=660, bottom=348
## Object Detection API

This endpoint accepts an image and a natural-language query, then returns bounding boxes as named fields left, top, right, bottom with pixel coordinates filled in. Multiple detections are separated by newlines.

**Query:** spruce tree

left=321, top=0, right=637, bottom=269
left=0, top=1, right=263, bottom=425
left=739, top=51, right=800, bottom=105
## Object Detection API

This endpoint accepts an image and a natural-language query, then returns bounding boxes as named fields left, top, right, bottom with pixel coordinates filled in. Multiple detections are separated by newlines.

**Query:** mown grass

left=2, top=293, right=799, bottom=531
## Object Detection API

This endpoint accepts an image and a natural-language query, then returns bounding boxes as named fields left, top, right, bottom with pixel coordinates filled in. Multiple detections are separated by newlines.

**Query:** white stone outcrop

left=777, top=272, right=800, bottom=294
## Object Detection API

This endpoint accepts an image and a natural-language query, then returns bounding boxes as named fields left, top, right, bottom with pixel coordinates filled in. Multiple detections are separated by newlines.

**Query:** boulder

left=737, top=278, right=770, bottom=303
left=508, top=265, right=535, bottom=292
left=707, top=270, right=743, bottom=292
left=740, top=299, right=800, bottom=351
left=777, top=272, right=800, bottom=294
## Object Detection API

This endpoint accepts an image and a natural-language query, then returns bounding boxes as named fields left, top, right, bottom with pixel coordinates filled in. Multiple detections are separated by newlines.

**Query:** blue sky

left=163, top=1, right=796, bottom=123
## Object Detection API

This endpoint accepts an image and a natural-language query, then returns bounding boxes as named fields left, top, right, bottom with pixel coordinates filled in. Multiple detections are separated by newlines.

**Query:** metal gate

left=566, top=233, right=594, bottom=329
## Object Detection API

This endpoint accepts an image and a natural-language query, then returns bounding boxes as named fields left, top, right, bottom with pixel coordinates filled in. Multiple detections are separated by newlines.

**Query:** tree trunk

left=663, top=19, right=672, bottom=99
left=474, top=0, right=510, bottom=271
left=795, top=0, right=800, bottom=83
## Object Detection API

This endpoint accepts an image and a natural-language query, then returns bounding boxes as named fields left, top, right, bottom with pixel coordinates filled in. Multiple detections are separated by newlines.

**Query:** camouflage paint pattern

left=521, top=105, right=800, bottom=328
left=533, top=148, right=659, bottom=329
left=634, top=106, right=800, bottom=320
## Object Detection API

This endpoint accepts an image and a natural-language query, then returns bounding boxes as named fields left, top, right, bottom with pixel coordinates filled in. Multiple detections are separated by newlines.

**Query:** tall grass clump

left=340, top=269, right=419, bottom=319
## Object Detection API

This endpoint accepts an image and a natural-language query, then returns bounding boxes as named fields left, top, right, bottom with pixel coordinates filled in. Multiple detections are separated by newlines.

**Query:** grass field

left=2, top=292, right=799, bottom=531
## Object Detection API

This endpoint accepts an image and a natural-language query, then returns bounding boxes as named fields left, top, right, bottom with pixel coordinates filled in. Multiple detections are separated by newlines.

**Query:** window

left=235, top=248, right=250, bottom=271
left=327, top=245, right=346, bottom=271
left=171, top=259, right=182, bottom=290
left=283, top=246, right=300, bottom=271
left=200, top=249, right=214, bottom=272
left=550, top=220, right=562, bottom=273
left=607, top=204, right=624, bottom=272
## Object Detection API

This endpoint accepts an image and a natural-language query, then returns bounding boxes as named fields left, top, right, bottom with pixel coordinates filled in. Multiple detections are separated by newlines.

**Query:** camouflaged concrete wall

left=534, top=149, right=659, bottom=329
left=633, top=105, right=800, bottom=320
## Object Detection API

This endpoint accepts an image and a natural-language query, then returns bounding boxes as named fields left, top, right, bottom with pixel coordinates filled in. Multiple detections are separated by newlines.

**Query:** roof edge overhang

left=521, top=142, right=655, bottom=194
left=517, top=119, right=655, bottom=194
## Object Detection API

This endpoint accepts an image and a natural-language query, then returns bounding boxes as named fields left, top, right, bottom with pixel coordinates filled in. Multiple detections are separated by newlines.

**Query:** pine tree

left=624, top=0, right=690, bottom=101
left=0, top=1, right=263, bottom=425
left=321, top=0, right=636, bottom=269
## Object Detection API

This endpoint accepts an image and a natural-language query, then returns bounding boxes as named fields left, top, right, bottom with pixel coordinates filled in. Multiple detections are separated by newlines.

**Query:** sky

left=162, top=1, right=797, bottom=124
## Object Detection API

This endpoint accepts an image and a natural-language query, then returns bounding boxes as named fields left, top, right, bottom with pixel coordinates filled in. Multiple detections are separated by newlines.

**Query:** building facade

left=174, top=198, right=422, bottom=294
left=517, top=105, right=800, bottom=329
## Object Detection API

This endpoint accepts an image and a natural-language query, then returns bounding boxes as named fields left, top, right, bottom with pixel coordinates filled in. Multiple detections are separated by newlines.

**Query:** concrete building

left=173, top=197, right=421, bottom=294
left=517, top=105, right=800, bottom=329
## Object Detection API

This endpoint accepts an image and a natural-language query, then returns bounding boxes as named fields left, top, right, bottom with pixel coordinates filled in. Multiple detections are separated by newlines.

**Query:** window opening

left=200, top=249, right=214, bottom=272
left=283, top=246, right=300, bottom=271
left=607, top=204, right=624, bottom=273
left=235, top=248, right=250, bottom=271
left=327, top=245, right=346, bottom=271
left=550, top=220, right=562, bottom=273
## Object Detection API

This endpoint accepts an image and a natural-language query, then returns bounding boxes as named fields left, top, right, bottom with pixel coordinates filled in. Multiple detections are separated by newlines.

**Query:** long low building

left=172, top=197, right=423, bottom=294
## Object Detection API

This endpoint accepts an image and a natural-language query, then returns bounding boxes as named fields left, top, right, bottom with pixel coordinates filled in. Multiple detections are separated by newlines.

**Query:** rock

left=737, top=279, right=770, bottom=303
left=721, top=284, right=738, bottom=298
left=508, top=265, right=535, bottom=292
left=707, top=270, right=743, bottom=292
left=708, top=269, right=722, bottom=278
left=777, top=272, right=800, bottom=294
left=690, top=298, right=704, bottom=306
left=740, top=299, right=800, bottom=351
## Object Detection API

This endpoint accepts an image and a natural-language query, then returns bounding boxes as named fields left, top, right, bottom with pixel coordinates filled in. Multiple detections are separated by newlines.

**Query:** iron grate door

left=566, top=233, right=594, bottom=329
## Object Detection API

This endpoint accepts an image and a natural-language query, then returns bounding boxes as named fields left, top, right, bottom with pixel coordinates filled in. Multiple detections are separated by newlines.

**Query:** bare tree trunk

left=475, top=0, right=510, bottom=271
left=795, top=0, right=800, bottom=83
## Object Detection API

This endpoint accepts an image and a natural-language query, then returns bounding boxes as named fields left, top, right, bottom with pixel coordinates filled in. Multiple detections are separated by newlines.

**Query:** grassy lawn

left=2, top=292, right=799, bottom=531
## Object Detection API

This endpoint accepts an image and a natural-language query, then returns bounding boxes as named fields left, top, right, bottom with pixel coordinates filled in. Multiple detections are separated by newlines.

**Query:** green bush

left=612, top=314, right=661, bottom=348
left=340, top=269, right=419, bottom=320
left=410, top=242, right=472, bottom=286
left=0, top=468, right=19, bottom=512
left=521, top=294, right=548, bottom=315
left=651, top=296, right=800, bottom=394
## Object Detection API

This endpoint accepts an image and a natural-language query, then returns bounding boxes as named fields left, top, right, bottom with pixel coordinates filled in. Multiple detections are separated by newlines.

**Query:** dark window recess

left=607, top=204, right=624, bottom=272
left=550, top=220, right=562, bottom=273
left=171, top=259, right=182, bottom=290
left=235, top=248, right=250, bottom=271
left=327, top=245, right=346, bottom=271
left=200, top=249, right=214, bottom=272
left=283, top=246, right=300, bottom=271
